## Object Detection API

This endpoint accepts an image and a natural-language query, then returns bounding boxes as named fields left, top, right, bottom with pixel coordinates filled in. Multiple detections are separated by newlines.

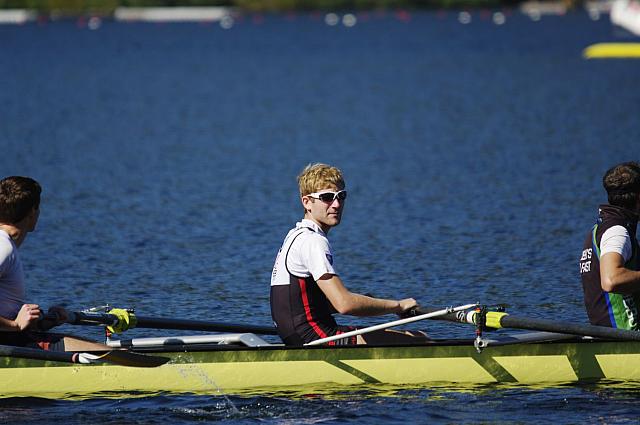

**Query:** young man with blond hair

left=270, top=163, right=426, bottom=345
left=0, top=176, right=110, bottom=351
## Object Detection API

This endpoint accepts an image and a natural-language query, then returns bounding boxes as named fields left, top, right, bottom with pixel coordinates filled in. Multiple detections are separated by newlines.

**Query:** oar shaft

left=409, top=307, right=473, bottom=325
left=0, top=343, right=169, bottom=367
left=68, top=311, right=278, bottom=335
left=0, top=344, right=79, bottom=363
left=305, top=303, right=478, bottom=346
left=413, top=307, right=640, bottom=341
left=135, top=316, right=278, bottom=335
left=499, top=315, right=640, bottom=341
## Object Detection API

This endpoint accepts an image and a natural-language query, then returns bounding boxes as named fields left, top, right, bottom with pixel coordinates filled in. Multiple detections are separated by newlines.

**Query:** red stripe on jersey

left=298, top=278, right=334, bottom=345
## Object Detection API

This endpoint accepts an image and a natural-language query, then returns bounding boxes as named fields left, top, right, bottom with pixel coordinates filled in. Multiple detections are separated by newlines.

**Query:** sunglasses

left=307, top=190, right=348, bottom=203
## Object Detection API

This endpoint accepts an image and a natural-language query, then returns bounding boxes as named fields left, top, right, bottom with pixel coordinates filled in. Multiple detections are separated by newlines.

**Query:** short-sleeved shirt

left=270, top=219, right=355, bottom=346
left=600, top=225, right=632, bottom=261
left=271, top=219, right=336, bottom=285
left=0, top=230, right=65, bottom=351
left=0, top=229, right=25, bottom=320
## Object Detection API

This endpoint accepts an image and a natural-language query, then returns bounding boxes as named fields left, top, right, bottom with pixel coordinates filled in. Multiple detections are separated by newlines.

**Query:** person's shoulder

left=0, top=234, right=14, bottom=263
left=600, top=225, right=632, bottom=259
left=602, top=225, right=630, bottom=239
left=297, top=230, right=330, bottom=250
left=296, top=229, right=322, bottom=242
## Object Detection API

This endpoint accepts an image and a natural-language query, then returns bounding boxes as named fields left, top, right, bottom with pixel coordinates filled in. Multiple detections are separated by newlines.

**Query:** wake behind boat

left=3, top=305, right=640, bottom=399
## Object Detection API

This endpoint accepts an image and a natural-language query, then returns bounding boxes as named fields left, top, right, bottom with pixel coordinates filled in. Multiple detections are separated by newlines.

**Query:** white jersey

left=0, top=230, right=25, bottom=319
left=271, top=219, right=337, bottom=286
left=600, top=225, right=632, bottom=262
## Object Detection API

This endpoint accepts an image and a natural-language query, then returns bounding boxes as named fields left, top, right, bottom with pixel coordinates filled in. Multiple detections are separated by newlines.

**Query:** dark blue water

left=1, top=8, right=640, bottom=423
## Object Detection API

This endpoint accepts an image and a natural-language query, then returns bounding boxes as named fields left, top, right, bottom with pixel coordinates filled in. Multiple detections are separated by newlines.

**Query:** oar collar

left=106, top=308, right=137, bottom=334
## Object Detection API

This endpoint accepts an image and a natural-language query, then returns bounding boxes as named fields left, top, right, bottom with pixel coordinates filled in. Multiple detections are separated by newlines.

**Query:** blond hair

left=297, top=163, right=345, bottom=197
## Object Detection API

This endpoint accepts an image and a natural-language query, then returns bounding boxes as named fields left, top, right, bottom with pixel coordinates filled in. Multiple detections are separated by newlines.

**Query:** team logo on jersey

left=326, top=253, right=333, bottom=265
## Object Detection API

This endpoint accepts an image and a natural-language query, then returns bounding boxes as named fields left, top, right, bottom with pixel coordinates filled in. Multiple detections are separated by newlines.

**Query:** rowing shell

left=2, top=332, right=640, bottom=399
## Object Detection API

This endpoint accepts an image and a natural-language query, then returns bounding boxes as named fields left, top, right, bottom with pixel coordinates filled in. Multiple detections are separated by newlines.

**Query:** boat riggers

left=66, top=308, right=279, bottom=335
left=410, top=306, right=640, bottom=342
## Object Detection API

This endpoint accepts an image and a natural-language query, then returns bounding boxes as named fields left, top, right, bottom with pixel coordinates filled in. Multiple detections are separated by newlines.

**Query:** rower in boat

left=580, top=161, right=640, bottom=330
left=270, top=163, right=427, bottom=346
left=0, top=176, right=110, bottom=352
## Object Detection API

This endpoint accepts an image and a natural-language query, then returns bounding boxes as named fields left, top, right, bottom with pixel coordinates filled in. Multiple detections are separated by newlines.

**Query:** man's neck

left=0, top=223, right=26, bottom=247
left=303, top=216, right=331, bottom=235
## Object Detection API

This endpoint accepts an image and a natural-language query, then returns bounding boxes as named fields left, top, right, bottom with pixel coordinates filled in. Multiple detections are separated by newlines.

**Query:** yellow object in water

left=583, top=43, right=640, bottom=58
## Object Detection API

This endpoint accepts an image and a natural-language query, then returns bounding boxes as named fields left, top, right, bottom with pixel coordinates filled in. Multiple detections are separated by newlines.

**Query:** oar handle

left=66, top=311, right=118, bottom=327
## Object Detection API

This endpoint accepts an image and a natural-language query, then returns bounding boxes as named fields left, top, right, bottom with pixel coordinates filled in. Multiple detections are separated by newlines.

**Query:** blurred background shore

left=0, top=0, right=597, bottom=19
left=0, top=0, right=617, bottom=27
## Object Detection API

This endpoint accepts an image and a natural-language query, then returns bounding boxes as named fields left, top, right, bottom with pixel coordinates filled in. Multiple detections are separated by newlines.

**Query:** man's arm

left=316, top=274, right=416, bottom=316
left=600, top=252, right=640, bottom=294
left=0, top=303, right=41, bottom=332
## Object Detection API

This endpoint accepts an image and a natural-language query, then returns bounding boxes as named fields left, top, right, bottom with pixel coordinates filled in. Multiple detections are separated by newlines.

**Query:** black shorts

left=327, top=325, right=358, bottom=346
left=0, top=331, right=65, bottom=351
left=282, top=325, right=359, bottom=346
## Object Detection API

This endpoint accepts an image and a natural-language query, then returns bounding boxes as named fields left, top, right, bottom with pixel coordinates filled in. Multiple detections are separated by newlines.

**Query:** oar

left=305, top=303, right=478, bottom=346
left=67, top=310, right=278, bottom=335
left=411, top=306, right=640, bottom=342
left=0, top=343, right=169, bottom=367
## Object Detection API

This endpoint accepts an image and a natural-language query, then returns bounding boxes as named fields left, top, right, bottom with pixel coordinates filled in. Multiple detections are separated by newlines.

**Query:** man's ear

left=23, top=207, right=39, bottom=230
left=301, top=196, right=312, bottom=213
left=29, top=207, right=39, bottom=219
left=16, top=207, right=35, bottom=224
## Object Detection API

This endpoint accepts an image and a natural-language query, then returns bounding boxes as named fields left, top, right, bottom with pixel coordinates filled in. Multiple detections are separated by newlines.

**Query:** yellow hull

left=3, top=339, right=640, bottom=399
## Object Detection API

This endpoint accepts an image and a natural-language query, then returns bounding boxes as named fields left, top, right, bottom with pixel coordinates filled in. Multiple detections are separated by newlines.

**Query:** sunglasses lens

left=316, top=191, right=347, bottom=202
left=318, top=193, right=336, bottom=202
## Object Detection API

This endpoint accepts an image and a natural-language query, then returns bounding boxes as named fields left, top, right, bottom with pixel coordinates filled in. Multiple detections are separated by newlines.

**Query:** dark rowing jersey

left=580, top=204, right=640, bottom=329
left=270, top=219, right=351, bottom=346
